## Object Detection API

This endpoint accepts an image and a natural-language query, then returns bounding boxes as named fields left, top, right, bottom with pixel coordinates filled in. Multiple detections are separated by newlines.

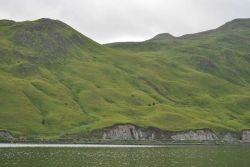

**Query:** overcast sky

left=0, top=0, right=250, bottom=43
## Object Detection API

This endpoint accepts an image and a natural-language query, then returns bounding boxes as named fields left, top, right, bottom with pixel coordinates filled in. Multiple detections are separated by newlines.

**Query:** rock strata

left=242, top=130, right=250, bottom=142
left=171, top=129, right=218, bottom=141
left=221, top=132, right=240, bottom=143
left=102, top=124, right=219, bottom=141
left=102, top=124, right=155, bottom=140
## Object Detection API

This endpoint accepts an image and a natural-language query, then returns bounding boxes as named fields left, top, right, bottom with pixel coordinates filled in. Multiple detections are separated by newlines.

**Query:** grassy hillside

left=0, top=18, right=250, bottom=138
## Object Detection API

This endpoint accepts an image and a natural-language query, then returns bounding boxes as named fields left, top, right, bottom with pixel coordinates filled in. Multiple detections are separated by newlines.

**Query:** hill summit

left=147, top=33, right=175, bottom=42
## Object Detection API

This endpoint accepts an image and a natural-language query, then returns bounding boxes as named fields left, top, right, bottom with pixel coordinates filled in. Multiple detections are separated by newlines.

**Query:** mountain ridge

left=0, top=18, right=250, bottom=138
left=106, top=18, right=250, bottom=46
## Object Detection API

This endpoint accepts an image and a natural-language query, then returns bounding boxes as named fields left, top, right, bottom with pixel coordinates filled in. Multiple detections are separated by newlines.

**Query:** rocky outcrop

left=221, top=132, right=240, bottom=143
left=171, top=129, right=218, bottom=141
left=242, top=130, right=250, bottom=142
left=101, top=124, right=219, bottom=141
left=0, top=130, right=13, bottom=139
left=102, top=124, right=155, bottom=140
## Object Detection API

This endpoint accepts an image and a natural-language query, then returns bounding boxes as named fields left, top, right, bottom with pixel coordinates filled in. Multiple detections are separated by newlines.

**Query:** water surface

left=0, top=144, right=250, bottom=167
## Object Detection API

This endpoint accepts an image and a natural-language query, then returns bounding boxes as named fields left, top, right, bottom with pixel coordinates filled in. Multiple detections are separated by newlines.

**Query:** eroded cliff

left=101, top=124, right=218, bottom=141
left=98, top=124, right=250, bottom=143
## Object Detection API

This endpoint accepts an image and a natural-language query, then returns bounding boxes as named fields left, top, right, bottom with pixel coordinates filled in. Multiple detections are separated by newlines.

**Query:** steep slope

left=0, top=18, right=250, bottom=138
left=106, top=18, right=250, bottom=131
left=0, top=18, right=107, bottom=137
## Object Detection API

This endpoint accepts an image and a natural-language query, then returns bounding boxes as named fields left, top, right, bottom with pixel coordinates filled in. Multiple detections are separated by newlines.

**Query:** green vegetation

left=0, top=18, right=250, bottom=138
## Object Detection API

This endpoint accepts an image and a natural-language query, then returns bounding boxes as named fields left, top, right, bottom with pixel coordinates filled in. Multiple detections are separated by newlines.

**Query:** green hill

left=0, top=18, right=250, bottom=138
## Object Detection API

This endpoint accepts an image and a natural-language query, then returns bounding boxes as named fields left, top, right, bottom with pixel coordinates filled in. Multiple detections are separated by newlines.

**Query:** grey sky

left=0, top=0, right=250, bottom=43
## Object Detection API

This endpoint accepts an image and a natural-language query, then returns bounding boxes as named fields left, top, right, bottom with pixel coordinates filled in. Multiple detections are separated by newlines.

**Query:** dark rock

left=0, top=130, right=13, bottom=139
left=13, top=63, right=39, bottom=75
left=198, top=58, right=217, bottom=70
left=71, top=34, right=84, bottom=45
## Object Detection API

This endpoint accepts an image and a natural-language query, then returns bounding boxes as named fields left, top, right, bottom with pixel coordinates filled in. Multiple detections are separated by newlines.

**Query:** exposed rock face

left=102, top=124, right=155, bottom=140
left=171, top=129, right=218, bottom=141
left=242, top=130, right=250, bottom=142
left=221, top=132, right=240, bottom=143
left=0, top=130, right=13, bottom=139
left=102, top=124, right=218, bottom=141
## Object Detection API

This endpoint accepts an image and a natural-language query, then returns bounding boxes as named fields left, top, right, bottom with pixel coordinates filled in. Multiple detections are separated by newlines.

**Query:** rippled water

left=0, top=144, right=250, bottom=167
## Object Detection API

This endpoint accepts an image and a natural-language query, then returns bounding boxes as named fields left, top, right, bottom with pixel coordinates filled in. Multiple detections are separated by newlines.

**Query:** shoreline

left=1, top=140, right=249, bottom=146
left=0, top=143, right=166, bottom=148
left=1, top=125, right=250, bottom=145
left=0, top=143, right=248, bottom=148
